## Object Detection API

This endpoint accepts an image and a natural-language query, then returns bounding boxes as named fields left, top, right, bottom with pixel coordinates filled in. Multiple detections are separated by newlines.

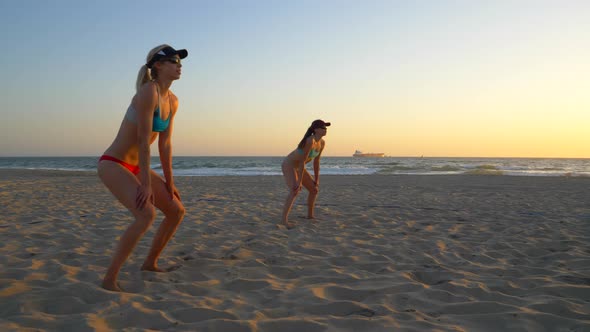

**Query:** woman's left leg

left=301, top=169, right=319, bottom=219
left=141, top=170, right=186, bottom=271
left=281, top=160, right=300, bottom=229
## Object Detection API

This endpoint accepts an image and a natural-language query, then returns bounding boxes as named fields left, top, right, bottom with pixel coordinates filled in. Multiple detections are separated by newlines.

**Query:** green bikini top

left=297, top=148, right=321, bottom=160
left=125, top=84, right=171, bottom=132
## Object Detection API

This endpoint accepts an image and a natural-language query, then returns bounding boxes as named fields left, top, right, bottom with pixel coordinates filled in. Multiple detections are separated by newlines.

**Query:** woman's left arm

left=158, top=95, right=180, bottom=200
left=313, top=140, right=326, bottom=186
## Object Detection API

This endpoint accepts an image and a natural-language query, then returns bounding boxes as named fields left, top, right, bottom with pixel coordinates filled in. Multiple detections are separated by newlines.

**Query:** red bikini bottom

left=98, top=155, right=140, bottom=175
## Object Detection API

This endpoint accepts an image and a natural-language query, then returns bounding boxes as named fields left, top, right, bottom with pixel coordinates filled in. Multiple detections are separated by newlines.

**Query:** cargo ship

left=352, top=150, right=385, bottom=158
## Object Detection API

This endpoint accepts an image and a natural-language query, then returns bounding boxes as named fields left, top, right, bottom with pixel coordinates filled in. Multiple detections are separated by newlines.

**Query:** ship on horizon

left=352, top=150, right=385, bottom=158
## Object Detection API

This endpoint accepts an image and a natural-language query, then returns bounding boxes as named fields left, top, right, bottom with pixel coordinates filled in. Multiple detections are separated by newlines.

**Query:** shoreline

left=1, top=168, right=590, bottom=179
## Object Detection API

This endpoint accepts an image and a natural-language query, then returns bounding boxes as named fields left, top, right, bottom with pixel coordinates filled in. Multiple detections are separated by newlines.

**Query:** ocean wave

left=431, top=165, right=462, bottom=172
left=378, top=166, right=419, bottom=173
left=475, top=164, right=501, bottom=170
left=540, top=167, right=565, bottom=171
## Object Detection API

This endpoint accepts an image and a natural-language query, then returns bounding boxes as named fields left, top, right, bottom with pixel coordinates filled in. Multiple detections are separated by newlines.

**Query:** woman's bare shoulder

left=132, top=82, right=158, bottom=110
left=170, top=91, right=179, bottom=108
left=137, top=81, right=158, bottom=97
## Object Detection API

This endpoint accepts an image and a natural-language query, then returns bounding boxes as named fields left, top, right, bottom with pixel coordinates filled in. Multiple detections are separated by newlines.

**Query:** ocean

left=0, top=156, right=589, bottom=177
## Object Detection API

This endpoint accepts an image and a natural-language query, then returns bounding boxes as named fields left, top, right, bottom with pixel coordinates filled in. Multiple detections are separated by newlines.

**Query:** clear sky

left=1, top=0, right=588, bottom=157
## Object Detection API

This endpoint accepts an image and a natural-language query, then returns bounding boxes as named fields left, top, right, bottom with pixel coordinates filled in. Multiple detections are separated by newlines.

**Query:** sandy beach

left=1, top=169, right=589, bottom=331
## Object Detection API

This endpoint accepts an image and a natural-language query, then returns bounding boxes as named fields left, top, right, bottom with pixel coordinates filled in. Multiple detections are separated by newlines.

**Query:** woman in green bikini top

left=281, top=119, right=330, bottom=229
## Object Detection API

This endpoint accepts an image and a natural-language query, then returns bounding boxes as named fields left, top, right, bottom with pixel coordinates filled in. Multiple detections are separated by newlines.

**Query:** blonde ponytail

left=135, top=44, right=171, bottom=91
left=135, top=65, right=151, bottom=91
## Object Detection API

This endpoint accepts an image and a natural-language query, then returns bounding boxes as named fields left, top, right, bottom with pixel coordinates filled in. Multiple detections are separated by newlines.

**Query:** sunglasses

left=162, top=57, right=181, bottom=65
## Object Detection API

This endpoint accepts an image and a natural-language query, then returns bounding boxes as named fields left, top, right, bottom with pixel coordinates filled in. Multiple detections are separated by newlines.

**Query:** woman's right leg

left=281, top=160, right=299, bottom=229
left=97, top=161, right=157, bottom=291
left=141, top=169, right=186, bottom=272
left=301, top=169, right=319, bottom=220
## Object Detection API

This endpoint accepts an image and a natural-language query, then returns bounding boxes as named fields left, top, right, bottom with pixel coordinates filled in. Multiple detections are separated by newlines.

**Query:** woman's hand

left=292, top=182, right=302, bottom=193
left=166, top=182, right=181, bottom=201
left=136, top=184, right=154, bottom=210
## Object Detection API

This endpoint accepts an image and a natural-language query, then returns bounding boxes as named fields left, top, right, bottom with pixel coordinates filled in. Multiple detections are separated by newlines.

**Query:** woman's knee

left=133, top=204, right=157, bottom=224
left=311, top=184, right=319, bottom=194
left=165, top=201, right=186, bottom=222
left=126, top=205, right=156, bottom=236
left=288, top=188, right=300, bottom=197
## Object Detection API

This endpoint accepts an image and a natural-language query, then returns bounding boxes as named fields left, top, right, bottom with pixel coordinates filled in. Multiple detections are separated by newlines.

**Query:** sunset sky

left=1, top=0, right=588, bottom=157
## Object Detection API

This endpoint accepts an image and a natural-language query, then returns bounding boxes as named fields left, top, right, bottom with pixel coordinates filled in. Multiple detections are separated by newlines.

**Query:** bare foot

left=102, top=279, right=122, bottom=292
left=304, top=215, right=319, bottom=223
left=298, top=215, right=317, bottom=220
left=141, top=264, right=181, bottom=272
left=141, top=265, right=166, bottom=272
left=279, top=221, right=296, bottom=230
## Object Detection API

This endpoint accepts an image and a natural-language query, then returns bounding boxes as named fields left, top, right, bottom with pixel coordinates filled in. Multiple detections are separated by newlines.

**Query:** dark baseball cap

left=146, top=46, right=188, bottom=68
left=311, top=119, right=331, bottom=129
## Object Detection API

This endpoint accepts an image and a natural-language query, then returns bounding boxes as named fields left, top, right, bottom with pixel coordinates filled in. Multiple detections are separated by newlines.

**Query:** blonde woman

left=281, top=120, right=330, bottom=229
left=97, top=45, right=187, bottom=291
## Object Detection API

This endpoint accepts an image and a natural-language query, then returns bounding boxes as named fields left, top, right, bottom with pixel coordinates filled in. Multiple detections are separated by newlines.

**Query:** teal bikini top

left=297, top=148, right=321, bottom=160
left=152, top=106, right=171, bottom=132
left=125, top=84, right=172, bottom=132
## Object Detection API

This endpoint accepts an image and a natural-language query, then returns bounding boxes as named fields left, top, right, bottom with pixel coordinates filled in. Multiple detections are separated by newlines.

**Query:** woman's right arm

left=297, top=138, right=313, bottom=187
left=133, top=82, right=157, bottom=209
